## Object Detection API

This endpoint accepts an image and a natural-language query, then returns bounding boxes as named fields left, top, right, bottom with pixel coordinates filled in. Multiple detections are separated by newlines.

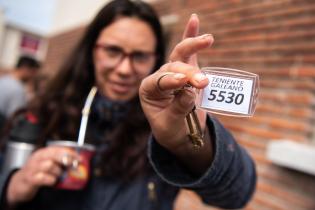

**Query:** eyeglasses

left=95, top=44, right=156, bottom=73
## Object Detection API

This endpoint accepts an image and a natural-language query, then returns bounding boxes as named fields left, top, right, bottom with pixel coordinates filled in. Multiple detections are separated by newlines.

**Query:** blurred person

left=0, top=0, right=256, bottom=210
left=26, top=73, right=50, bottom=101
left=0, top=55, right=41, bottom=119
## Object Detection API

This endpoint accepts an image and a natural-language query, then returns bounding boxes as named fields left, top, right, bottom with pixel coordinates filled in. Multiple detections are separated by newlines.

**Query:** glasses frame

left=95, top=43, right=156, bottom=73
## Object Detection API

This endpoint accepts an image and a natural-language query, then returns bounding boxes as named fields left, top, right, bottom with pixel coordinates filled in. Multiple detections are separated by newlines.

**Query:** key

left=185, top=106, right=204, bottom=149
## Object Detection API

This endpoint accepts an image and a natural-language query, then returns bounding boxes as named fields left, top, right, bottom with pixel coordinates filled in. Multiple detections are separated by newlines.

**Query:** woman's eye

left=133, top=53, right=150, bottom=62
left=104, top=46, right=122, bottom=57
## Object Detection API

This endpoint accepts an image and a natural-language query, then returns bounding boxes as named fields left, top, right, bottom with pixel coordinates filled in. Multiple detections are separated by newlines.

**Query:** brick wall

left=43, top=0, right=315, bottom=209
left=151, top=0, right=315, bottom=209
left=42, top=26, right=86, bottom=76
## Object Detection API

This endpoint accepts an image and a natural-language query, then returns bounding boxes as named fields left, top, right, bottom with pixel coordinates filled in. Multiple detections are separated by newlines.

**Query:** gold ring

left=156, top=72, right=173, bottom=92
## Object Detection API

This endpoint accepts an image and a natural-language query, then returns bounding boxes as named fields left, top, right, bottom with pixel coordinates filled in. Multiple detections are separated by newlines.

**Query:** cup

left=47, top=140, right=95, bottom=190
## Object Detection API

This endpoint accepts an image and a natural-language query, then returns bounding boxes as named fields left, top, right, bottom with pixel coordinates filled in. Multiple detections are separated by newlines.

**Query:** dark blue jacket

left=0, top=116, right=256, bottom=210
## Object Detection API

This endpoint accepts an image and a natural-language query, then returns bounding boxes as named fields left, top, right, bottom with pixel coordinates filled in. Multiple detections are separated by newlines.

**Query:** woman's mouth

left=110, top=81, right=134, bottom=94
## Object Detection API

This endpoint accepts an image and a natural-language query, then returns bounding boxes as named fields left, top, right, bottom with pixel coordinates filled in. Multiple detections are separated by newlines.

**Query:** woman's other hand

left=6, top=146, right=80, bottom=206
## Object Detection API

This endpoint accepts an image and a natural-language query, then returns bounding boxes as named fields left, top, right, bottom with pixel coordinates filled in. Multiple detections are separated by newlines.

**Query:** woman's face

left=93, top=17, right=157, bottom=101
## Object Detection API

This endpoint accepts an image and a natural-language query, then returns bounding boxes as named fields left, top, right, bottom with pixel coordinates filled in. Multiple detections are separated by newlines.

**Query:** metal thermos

left=2, top=142, right=35, bottom=172
left=1, top=114, right=40, bottom=173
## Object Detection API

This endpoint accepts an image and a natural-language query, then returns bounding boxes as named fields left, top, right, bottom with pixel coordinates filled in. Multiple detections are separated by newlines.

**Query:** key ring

left=156, top=73, right=205, bottom=148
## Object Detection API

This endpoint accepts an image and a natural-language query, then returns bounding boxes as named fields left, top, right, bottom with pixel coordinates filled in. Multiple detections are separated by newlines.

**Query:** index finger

left=169, top=34, right=213, bottom=63
left=33, top=146, right=81, bottom=165
left=182, top=13, right=199, bottom=39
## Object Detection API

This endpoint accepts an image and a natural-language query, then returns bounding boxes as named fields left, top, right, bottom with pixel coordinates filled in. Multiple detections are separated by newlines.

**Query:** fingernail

left=194, top=73, right=207, bottom=83
left=72, top=159, right=80, bottom=168
left=61, top=155, right=70, bottom=166
left=191, top=13, right=198, bottom=18
left=199, top=34, right=213, bottom=40
left=173, top=73, right=186, bottom=80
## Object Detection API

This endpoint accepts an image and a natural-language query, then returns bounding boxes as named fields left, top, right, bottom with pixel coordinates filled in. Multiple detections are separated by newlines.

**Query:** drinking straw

left=77, top=86, right=97, bottom=147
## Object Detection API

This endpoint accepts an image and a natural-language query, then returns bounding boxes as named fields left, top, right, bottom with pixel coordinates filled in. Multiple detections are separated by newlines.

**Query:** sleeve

left=148, top=115, right=256, bottom=209
left=6, top=90, right=27, bottom=117
left=0, top=169, right=18, bottom=210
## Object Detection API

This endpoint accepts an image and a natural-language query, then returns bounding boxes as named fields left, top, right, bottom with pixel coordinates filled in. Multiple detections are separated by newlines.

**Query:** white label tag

left=200, top=74, right=254, bottom=115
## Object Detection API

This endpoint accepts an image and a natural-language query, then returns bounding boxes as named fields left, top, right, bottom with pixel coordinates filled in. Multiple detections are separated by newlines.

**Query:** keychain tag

left=195, top=67, right=259, bottom=117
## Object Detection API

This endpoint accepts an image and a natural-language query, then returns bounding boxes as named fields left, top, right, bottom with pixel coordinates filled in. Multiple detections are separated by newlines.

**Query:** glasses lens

left=131, top=52, right=155, bottom=72
left=101, top=45, right=123, bottom=67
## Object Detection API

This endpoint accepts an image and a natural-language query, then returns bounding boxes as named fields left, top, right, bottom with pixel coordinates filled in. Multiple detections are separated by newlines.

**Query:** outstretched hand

left=140, top=14, right=214, bottom=173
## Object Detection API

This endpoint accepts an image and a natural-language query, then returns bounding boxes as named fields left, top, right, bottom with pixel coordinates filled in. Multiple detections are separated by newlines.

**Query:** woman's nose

left=115, top=56, right=134, bottom=75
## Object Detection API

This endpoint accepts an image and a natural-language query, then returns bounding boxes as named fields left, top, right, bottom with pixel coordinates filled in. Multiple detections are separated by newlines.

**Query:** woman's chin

left=106, top=89, right=135, bottom=101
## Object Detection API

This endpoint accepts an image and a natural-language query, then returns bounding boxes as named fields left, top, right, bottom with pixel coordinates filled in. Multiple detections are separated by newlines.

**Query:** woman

left=0, top=0, right=256, bottom=209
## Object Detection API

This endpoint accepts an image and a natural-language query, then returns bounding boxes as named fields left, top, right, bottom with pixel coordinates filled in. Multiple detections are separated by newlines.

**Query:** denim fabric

left=149, top=116, right=256, bottom=209
left=0, top=116, right=256, bottom=210
left=0, top=165, right=177, bottom=210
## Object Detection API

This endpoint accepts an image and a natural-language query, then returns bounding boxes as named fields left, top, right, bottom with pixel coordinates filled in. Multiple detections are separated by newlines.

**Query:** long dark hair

left=29, top=0, right=165, bottom=180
